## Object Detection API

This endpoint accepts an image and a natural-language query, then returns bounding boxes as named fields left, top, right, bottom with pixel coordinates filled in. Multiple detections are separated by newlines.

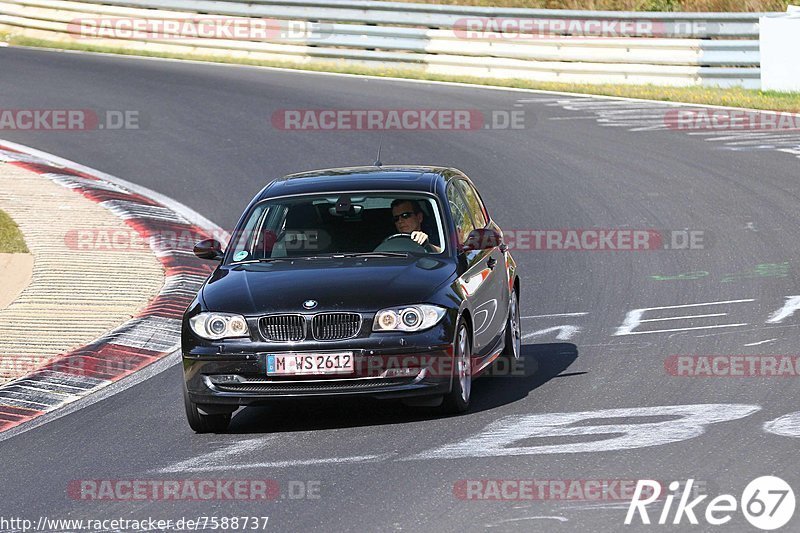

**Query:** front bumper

left=183, top=345, right=455, bottom=405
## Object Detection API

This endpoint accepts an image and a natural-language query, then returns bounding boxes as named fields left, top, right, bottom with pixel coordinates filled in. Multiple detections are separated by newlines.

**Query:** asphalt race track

left=2, top=47, right=800, bottom=532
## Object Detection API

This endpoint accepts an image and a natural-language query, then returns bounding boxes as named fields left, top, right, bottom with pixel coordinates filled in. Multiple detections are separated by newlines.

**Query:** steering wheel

left=375, top=233, right=430, bottom=253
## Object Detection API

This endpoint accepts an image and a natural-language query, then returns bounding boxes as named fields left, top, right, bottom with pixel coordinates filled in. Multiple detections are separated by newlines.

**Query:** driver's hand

left=410, top=231, right=429, bottom=245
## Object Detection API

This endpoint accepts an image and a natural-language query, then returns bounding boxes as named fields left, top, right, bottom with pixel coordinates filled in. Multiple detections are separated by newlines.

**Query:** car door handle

left=487, top=256, right=497, bottom=270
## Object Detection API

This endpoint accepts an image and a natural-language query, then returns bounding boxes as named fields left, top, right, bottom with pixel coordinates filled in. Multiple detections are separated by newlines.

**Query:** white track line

left=522, top=312, right=588, bottom=319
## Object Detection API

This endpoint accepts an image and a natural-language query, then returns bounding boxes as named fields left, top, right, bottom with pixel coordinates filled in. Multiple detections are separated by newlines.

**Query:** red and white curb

left=0, top=140, right=223, bottom=434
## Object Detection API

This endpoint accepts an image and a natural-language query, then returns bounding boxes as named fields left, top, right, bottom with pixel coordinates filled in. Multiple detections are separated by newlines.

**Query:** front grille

left=312, top=313, right=361, bottom=340
left=214, top=378, right=413, bottom=393
left=259, top=314, right=305, bottom=342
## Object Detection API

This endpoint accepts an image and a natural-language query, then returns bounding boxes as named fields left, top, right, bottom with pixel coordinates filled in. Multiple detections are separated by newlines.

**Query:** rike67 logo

left=626, top=476, right=795, bottom=530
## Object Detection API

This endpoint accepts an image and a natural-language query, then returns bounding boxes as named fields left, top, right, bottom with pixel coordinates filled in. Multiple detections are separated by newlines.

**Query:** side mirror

left=463, top=228, right=502, bottom=252
left=193, top=239, right=224, bottom=261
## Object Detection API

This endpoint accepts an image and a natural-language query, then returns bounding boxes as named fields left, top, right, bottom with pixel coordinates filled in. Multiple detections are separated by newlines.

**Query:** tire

left=440, top=322, right=471, bottom=414
left=502, top=287, right=521, bottom=361
left=183, top=382, right=231, bottom=433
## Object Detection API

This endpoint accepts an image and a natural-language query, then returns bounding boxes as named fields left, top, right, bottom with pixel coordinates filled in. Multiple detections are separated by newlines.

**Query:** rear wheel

left=183, top=382, right=232, bottom=433
left=440, top=322, right=471, bottom=414
left=502, top=288, right=521, bottom=361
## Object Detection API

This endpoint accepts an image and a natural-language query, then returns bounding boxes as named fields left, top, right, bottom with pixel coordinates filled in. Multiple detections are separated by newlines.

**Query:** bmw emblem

left=303, top=299, right=318, bottom=310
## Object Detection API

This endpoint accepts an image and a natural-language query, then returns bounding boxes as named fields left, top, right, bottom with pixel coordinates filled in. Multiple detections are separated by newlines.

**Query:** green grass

left=6, top=33, right=800, bottom=113
left=0, top=208, right=29, bottom=254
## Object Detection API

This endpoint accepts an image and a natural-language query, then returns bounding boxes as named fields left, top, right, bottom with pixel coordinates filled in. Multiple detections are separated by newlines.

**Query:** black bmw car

left=182, top=166, right=521, bottom=432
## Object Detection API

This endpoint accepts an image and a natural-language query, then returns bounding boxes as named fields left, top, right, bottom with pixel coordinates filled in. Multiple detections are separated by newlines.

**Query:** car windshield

left=226, top=193, right=447, bottom=263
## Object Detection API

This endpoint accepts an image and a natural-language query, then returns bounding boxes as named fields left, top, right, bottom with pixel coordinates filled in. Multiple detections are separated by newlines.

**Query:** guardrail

left=0, top=0, right=774, bottom=88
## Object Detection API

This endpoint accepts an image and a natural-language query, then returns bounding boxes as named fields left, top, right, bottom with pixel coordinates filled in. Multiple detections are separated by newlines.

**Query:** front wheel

left=183, top=382, right=232, bottom=433
left=502, top=288, right=521, bottom=361
left=440, top=322, right=471, bottom=414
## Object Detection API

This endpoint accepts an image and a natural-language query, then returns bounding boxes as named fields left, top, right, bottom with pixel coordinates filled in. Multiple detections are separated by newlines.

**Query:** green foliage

left=0, top=209, right=28, bottom=254
left=643, top=0, right=681, bottom=11
left=372, top=0, right=790, bottom=10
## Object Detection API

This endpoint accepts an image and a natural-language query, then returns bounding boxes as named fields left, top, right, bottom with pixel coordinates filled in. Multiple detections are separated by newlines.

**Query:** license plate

left=267, top=352, right=354, bottom=376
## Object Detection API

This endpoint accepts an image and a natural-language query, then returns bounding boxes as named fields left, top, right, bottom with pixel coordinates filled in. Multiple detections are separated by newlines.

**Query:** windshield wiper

left=332, top=252, right=410, bottom=258
left=230, top=258, right=292, bottom=265
left=232, top=253, right=410, bottom=264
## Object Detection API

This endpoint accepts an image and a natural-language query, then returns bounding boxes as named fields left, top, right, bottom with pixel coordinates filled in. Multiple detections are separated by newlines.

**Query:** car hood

left=200, top=256, right=457, bottom=315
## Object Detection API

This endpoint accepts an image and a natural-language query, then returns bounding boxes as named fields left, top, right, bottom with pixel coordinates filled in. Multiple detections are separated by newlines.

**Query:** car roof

left=257, top=166, right=453, bottom=200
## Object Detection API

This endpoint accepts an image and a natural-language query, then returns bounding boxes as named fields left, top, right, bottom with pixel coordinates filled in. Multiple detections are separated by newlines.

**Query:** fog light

left=384, top=368, right=420, bottom=378
left=208, top=375, right=244, bottom=384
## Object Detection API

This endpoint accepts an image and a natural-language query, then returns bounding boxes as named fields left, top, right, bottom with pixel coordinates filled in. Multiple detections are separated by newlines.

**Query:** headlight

left=373, top=304, right=446, bottom=332
left=189, top=312, right=250, bottom=340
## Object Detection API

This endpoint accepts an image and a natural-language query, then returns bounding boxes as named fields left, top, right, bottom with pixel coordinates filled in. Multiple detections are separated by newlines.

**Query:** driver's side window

left=447, top=183, right=476, bottom=245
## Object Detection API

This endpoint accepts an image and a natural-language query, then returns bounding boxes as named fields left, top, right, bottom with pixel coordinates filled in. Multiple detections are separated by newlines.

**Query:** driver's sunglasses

left=392, top=211, right=415, bottom=222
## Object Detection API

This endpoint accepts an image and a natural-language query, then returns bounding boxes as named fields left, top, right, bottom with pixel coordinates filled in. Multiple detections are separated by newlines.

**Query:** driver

left=390, top=199, right=442, bottom=253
